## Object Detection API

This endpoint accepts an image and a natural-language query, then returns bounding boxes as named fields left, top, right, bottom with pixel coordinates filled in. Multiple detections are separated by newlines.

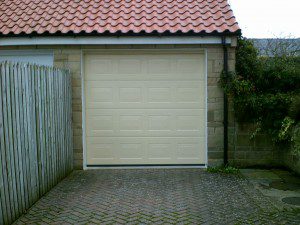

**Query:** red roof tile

left=0, top=0, right=240, bottom=36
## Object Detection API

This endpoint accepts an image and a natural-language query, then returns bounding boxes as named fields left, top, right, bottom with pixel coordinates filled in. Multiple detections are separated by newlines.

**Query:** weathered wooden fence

left=0, top=62, right=73, bottom=225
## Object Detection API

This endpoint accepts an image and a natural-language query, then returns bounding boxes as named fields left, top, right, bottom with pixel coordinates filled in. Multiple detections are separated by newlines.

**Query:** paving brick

left=12, top=170, right=300, bottom=225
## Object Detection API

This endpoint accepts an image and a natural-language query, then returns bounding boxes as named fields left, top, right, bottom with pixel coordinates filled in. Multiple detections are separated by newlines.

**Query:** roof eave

left=0, top=30, right=242, bottom=38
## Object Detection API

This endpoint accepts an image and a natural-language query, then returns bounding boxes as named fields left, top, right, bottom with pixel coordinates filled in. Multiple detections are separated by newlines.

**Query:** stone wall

left=228, top=120, right=281, bottom=167
left=282, top=150, right=300, bottom=174
left=1, top=44, right=236, bottom=169
left=207, top=46, right=235, bottom=166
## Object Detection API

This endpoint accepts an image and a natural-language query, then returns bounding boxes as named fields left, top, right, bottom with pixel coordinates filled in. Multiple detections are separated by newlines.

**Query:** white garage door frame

left=81, top=48, right=208, bottom=170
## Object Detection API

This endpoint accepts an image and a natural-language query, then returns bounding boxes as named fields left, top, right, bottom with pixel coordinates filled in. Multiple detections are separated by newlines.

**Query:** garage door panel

left=86, top=73, right=204, bottom=81
left=86, top=81, right=205, bottom=109
left=86, top=137, right=205, bottom=165
left=86, top=109, right=205, bottom=137
left=86, top=102, right=205, bottom=110
left=85, top=52, right=206, bottom=165
left=86, top=54, right=204, bottom=81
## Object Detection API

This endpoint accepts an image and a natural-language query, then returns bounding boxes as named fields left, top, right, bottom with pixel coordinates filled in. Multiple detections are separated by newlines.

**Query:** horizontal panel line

left=86, top=136, right=205, bottom=138
left=86, top=108, right=205, bottom=109
left=86, top=164, right=206, bottom=168
left=85, top=80, right=204, bottom=82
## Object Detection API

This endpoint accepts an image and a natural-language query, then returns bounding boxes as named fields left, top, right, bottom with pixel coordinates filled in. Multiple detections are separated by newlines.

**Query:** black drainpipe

left=222, top=36, right=229, bottom=165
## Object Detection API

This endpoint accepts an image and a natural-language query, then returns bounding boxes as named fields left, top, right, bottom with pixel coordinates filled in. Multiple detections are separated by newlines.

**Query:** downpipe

left=222, top=36, right=229, bottom=165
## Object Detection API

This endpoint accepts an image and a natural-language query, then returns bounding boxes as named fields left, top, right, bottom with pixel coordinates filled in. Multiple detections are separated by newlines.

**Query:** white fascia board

left=0, top=36, right=232, bottom=46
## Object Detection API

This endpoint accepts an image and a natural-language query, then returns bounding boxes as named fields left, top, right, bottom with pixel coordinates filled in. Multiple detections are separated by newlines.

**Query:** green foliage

left=289, top=95, right=300, bottom=121
left=207, top=165, right=240, bottom=174
left=220, top=37, right=300, bottom=147
left=279, top=117, right=295, bottom=141
left=291, top=123, right=300, bottom=154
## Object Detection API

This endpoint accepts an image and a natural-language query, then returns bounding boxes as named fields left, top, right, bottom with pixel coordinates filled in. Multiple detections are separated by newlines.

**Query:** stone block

left=71, top=72, right=81, bottom=79
left=208, top=52, right=223, bottom=61
left=236, top=135, right=254, bottom=146
left=72, top=87, right=81, bottom=99
left=207, top=121, right=223, bottom=128
left=214, top=110, right=223, bottom=122
left=208, top=159, right=223, bottom=167
left=72, top=103, right=82, bottom=112
left=207, top=77, right=219, bottom=86
left=68, top=53, right=81, bottom=62
left=208, top=151, right=223, bottom=159
left=213, top=59, right=223, bottom=73
left=73, top=112, right=82, bottom=124
left=209, top=72, right=222, bottom=78
left=74, top=152, right=83, bottom=160
left=73, top=136, right=83, bottom=150
left=65, top=61, right=81, bottom=72
left=208, top=135, right=223, bottom=148
left=228, top=59, right=235, bottom=71
left=207, top=47, right=223, bottom=54
left=54, top=54, right=68, bottom=61
left=228, top=134, right=235, bottom=145
left=208, top=102, right=223, bottom=111
left=234, top=151, right=245, bottom=159
left=208, top=85, right=223, bottom=99
left=72, top=122, right=82, bottom=130
left=54, top=61, right=64, bottom=68
left=237, top=123, right=255, bottom=134
left=72, top=78, right=81, bottom=87
left=73, top=128, right=82, bottom=136
left=207, top=60, right=213, bottom=73
left=254, top=135, right=273, bottom=148
left=73, top=159, right=83, bottom=169
left=215, top=127, right=224, bottom=135
left=207, top=110, right=214, bottom=122
left=208, top=127, right=214, bottom=135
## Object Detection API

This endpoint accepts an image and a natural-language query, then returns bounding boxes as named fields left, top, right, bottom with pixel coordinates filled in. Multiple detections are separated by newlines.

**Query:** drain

left=282, top=197, right=300, bottom=206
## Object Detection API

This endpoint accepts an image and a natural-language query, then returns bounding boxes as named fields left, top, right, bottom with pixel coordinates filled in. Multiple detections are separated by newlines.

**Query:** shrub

left=220, top=37, right=300, bottom=148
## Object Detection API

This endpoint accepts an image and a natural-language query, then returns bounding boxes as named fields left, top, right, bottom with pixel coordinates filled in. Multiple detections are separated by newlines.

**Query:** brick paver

left=14, top=169, right=300, bottom=224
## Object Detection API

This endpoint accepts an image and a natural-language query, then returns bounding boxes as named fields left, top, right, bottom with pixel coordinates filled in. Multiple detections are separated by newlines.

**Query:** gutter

left=0, top=36, right=232, bottom=46
left=222, top=36, right=229, bottom=165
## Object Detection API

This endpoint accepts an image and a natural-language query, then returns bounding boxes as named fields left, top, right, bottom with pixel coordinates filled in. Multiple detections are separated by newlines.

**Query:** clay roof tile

left=0, top=0, right=240, bottom=36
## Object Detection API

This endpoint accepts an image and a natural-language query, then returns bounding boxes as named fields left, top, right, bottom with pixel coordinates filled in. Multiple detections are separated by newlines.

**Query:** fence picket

left=0, top=63, right=10, bottom=225
left=14, top=64, right=26, bottom=212
left=9, top=63, right=23, bottom=217
left=3, top=62, right=18, bottom=222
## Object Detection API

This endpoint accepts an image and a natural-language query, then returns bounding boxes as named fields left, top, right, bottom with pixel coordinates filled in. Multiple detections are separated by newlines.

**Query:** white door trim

left=81, top=48, right=208, bottom=169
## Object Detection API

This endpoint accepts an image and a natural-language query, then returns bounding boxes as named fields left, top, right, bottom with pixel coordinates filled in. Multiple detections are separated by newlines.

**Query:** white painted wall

left=0, top=50, right=54, bottom=66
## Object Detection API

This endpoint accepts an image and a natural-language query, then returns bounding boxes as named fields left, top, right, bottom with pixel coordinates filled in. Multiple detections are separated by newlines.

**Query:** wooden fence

left=0, top=62, right=73, bottom=225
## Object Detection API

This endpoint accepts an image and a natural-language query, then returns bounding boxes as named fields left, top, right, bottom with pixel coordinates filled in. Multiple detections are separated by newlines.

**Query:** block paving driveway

left=14, top=169, right=300, bottom=224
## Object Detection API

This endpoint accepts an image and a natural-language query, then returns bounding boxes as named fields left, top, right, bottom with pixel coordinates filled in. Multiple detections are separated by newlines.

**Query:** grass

left=207, top=165, right=240, bottom=174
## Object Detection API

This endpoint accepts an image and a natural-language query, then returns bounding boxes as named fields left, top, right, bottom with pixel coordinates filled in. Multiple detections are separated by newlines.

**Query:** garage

left=84, top=50, right=207, bottom=166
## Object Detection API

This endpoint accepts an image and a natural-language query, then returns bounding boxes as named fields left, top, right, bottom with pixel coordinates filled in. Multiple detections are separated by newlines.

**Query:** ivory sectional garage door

left=84, top=51, right=206, bottom=165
